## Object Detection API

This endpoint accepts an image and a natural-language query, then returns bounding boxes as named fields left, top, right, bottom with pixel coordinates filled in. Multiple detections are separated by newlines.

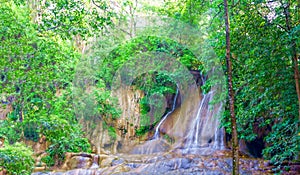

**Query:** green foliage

left=40, top=155, right=55, bottom=167
left=263, top=118, right=299, bottom=164
left=215, top=0, right=300, bottom=164
left=163, top=134, right=174, bottom=144
left=101, top=35, right=200, bottom=86
left=108, top=126, right=117, bottom=140
left=0, top=120, right=22, bottom=144
left=38, top=115, right=72, bottom=141
left=23, top=0, right=115, bottom=39
left=45, top=132, right=91, bottom=166
left=93, top=80, right=121, bottom=120
left=135, top=125, right=152, bottom=137
left=137, top=72, right=176, bottom=125
left=34, top=115, right=91, bottom=166
left=0, top=0, right=299, bottom=172
left=0, top=1, right=92, bottom=168
left=0, top=143, right=34, bottom=175
left=99, top=35, right=200, bottom=131
left=23, top=121, right=39, bottom=142
left=0, top=1, right=81, bottom=121
left=73, top=60, right=121, bottom=133
left=153, top=0, right=299, bottom=166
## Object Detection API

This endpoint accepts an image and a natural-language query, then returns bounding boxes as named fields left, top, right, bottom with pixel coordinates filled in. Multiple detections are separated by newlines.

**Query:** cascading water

left=153, top=88, right=179, bottom=139
left=183, top=88, right=224, bottom=153
left=130, top=88, right=179, bottom=154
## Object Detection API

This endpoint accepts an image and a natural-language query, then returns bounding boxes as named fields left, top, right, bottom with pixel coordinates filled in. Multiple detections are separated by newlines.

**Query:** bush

left=0, top=143, right=34, bottom=175
left=0, top=120, right=22, bottom=144
left=36, top=115, right=91, bottom=166
left=263, top=118, right=299, bottom=164
left=45, top=133, right=91, bottom=166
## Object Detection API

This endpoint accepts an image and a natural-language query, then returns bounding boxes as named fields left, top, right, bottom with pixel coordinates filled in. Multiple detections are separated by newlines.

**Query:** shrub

left=0, top=120, right=22, bottom=144
left=37, top=115, right=91, bottom=166
left=45, top=133, right=91, bottom=166
left=0, top=143, right=34, bottom=175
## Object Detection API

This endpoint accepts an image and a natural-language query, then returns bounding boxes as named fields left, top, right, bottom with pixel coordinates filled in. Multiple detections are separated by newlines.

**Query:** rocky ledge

left=31, top=150, right=300, bottom=175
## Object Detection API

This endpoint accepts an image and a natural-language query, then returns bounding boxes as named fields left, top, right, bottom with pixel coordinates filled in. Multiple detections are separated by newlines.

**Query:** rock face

left=78, top=71, right=203, bottom=154
left=80, top=118, right=114, bottom=154
left=79, top=85, right=204, bottom=154
left=24, top=135, right=50, bottom=172
left=25, top=135, right=49, bottom=155
left=113, top=86, right=145, bottom=152
left=80, top=86, right=144, bottom=154
left=159, top=86, right=200, bottom=144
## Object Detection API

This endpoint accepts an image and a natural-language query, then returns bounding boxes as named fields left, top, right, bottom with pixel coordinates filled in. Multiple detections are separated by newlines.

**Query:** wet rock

left=206, top=161, right=218, bottom=169
left=105, top=165, right=131, bottom=174
left=125, top=163, right=142, bottom=169
left=112, top=158, right=125, bottom=166
left=68, top=156, right=92, bottom=169
left=142, top=163, right=173, bottom=174
left=31, top=172, right=52, bottom=175
left=264, top=160, right=271, bottom=167
left=99, top=154, right=109, bottom=163
left=90, top=154, right=100, bottom=169
left=212, top=150, right=231, bottom=157
left=100, top=148, right=110, bottom=155
left=60, top=152, right=99, bottom=170
left=64, top=169, right=96, bottom=175
left=100, top=156, right=117, bottom=167
left=33, top=166, right=46, bottom=173
left=160, top=87, right=200, bottom=142
left=130, top=139, right=171, bottom=154
left=224, top=158, right=233, bottom=167
left=176, top=158, right=192, bottom=169
left=216, top=160, right=231, bottom=172
left=33, top=149, right=271, bottom=175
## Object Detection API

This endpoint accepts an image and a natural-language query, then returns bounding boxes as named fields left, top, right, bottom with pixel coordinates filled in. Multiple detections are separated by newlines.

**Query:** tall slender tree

left=223, top=0, right=239, bottom=174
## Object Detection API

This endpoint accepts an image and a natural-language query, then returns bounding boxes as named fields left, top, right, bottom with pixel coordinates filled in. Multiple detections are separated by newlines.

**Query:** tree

left=225, top=0, right=299, bottom=165
left=223, top=0, right=239, bottom=174
left=282, top=0, right=300, bottom=128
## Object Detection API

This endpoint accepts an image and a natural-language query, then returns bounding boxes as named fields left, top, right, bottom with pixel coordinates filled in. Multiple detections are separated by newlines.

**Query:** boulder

left=100, top=156, right=117, bottom=168
left=61, top=153, right=99, bottom=171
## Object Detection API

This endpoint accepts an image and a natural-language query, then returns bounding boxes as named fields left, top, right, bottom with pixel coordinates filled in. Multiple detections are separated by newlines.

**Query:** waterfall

left=153, top=88, right=179, bottom=139
left=183, top=89, right=224, bottom=153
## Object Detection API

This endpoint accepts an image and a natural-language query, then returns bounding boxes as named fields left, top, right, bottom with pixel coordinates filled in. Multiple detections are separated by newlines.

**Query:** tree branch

left=209, top=3, right=223, bottom=28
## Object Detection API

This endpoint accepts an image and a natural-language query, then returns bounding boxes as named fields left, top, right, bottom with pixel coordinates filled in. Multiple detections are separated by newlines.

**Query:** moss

left=108, top=126, right=117, bottom=140
left=135, top=125, right=152, bottom=137
left=163, top=134, right=175, bottom=144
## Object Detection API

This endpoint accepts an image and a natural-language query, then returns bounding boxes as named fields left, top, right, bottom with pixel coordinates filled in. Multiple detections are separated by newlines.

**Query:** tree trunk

left=224, top=0, right=239, bottom=174
left=292, top=44, right=300, bottom=125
